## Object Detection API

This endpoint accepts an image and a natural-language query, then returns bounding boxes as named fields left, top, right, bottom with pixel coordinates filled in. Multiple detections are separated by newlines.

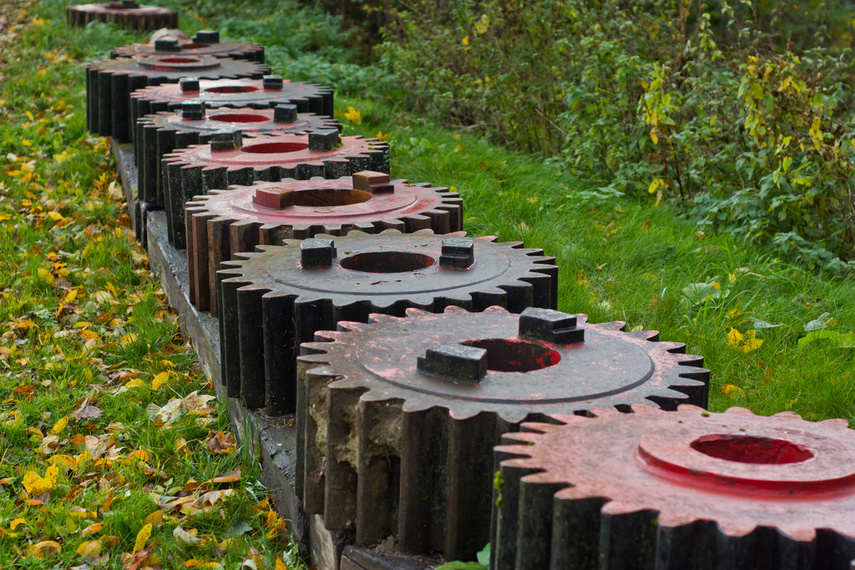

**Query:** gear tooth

left=819, top=418, right=851, bottom=429
left=723, top=406, right=757, bottom=417
left=773, top=410, right=805, bottom=420
left=657, top=341, right=686, bottom=352
left=675, top=403, right=706, bottom=413
left=629, top=403, right=663, bottom=416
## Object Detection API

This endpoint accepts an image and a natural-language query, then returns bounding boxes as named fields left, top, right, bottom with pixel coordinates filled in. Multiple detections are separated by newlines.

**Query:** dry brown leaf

left=205, top=432, right=236, bottom=455
left=71, top=397, right=102, bottom=421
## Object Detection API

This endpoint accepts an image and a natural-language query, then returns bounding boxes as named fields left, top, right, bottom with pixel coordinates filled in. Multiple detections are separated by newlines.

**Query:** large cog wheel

left=85, top=55, right=270, bottom=141
left=110, top=30, right=265, bottom=62
left=494, top=404, right=855, bottom=570
left=161, top=131, right=389, bottom=248
left=216, top=232, right=557, bottom=415
left=295, top=305, right=709, bottom=562
left=184, top=174, right=462, bottom=315
left=66, top=2, right=178, bottom=30
left=135, top=104, right=339, bottom=209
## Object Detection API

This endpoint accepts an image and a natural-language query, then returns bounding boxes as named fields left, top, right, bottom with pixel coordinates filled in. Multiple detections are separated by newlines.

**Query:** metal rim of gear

left=135, top=107, right=339, bottom=208
left=293, top=305, right=708, bottom=561
left=110, top=38, right=265, bottom=63
left=85, top=55, right=271, bottom=142
left=493, top=404, right=855, bottom=570
left=215, top=231, right=558, bottom=415
left=66, top=3, right=178, bottom=30
left=129, top=78, right=335, bottom=143
left=160, top=133, right=390, bottom=249
left=184, top=175, right=463, bottom=315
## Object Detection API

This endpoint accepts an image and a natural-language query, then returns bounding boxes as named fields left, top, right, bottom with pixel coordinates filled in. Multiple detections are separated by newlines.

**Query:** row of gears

left=84, top=19, right=855, bottom=570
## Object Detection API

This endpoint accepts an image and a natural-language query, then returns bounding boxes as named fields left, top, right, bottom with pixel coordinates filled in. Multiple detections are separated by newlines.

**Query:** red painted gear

left=110, top=31, right=265, bottom=62
left=66, top=2, right=177, bottom=30
left=161, top=132, right=390, bottom=248
left=85, top=55, right=270, bottom=141
left=295, top=306, right=709, bottom=561
left=494, top=405, right=855, bottom=570
left=184, top=174, right=463, bottom=314
left=135, top=105, right=339, bottom=208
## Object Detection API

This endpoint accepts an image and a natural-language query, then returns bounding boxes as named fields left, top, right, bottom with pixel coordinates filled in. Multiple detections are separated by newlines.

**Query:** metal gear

left=85, top=55, right=270, bottom=142
left=129, top=76, right=335, bottom=145
left=161, top=131, right=390, bottom=249
left=110, top=30, right=265, bottom=62
left=216, top=232, right=558, bottom=416
left=294, top=305, right=709, bottom=562
left=493, top=404, right=855, bottom=570
left=66, top=2, right=178, bottom=30
left=135, top=103, right=339, bottom=209
left=184, top=173, right=463, bottom=315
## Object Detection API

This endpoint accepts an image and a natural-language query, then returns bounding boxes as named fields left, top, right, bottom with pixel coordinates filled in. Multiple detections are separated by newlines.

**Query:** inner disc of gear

left=215, top=233, right=557, bottom=416
left=161, top=132, right=390, bottom=248
left=294, top=306, right=708, bottom=562
left=66, top=2, right=178, bottom=30
left=129, top=77, right=335, bottom=143
left=85, top=55, right=270, bottom=142
left=184, top=174, right=463, bottom=315
left=110, top=32, right=265, bottom=62
left=135, top=106, right=339, bottom=208
left=493, top=405, right=855, bottom=570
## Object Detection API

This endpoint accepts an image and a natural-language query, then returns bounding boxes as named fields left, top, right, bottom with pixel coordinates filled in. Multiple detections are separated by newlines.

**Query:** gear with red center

left=294, top=305, right=708, bottom=561
left=110, top=30, right=264, bottom=62
left=129, top=77, right=334, bottom=145
left=161, top=131, right=389, bottom=248
left=85, top=55, right=270, bottom=141
left=66, top=2, right=178, bottom=30
left=493, top=405, right=855, bottom=570
left=135, top=104, right=339, bottom=209
left=184, top=173, right=462, bottom=314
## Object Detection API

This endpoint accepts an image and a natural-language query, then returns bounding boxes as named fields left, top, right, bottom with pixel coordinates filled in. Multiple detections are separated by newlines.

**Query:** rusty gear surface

left=216, top=233, right=557, bottom=416
left=135, top=106, right=339, bottom=209
left=161, top=132, right=390, bottom=248
left=294, top=305, right=708, bottom=561
left=129, top=77, right=334, bottom=143
left=85, top=55, right=270, bottom=141
left=110, top=32, right=264, bottom=62
left=493, top=405, right=855, bottom=570
left=66, top=2, right=177, bottom=30
left=185, top=174, right=463, bottom=315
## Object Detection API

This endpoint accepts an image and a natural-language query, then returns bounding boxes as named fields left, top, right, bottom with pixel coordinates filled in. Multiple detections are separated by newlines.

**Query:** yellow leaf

left=81, top=522, right=103, bottom=537
left=727, top=327, right=763, bottom=353
left=474, top=14, right=490, bottom=34
left=152, top=371, right=170, bottom=390
left=50, top=416, right=69, bottom=435
left=22, top=465, right=59, bottom=494
left=143, top=509, right=164, bottom=527
left=133, top=522, right=152, bottom=554
left=461, top=36, right=469, bottom=45
left=75, top=540, right=102, bottom=557
left=275, top=557, right=289, bottom=570
left=27, top=540, right=61, bottom=558
left=9, top=518, right=25, bottom=530
left=720, top=384, right=745, bottom=397
left=48, top=454, right=77, bottom=469
left=125, top=378, right=145, bottom=388
left=344, top=106, right=362, bottom=125
left=121, top=333, right=138, bottom=345
left=130, top=449, right=150, bottom=462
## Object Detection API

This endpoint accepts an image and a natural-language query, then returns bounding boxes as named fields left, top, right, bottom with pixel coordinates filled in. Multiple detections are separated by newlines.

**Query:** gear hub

left=161, top=131, right=390, bottom=248
left=493, top=404, right=855, bottom=570
left=135, top=103, right=339, bottom=209
left=85, top=55, right=270, bottom=142
left=216, top=233, right=558, bottom=416
left=66, top=2, right=178, bottom=30
left=294, top=304, right=708, bottom=561
left=110, top=30, right=265, bottom=62
left=184, top=173, right=463, bottom=315
left=129, top=76, right=335, bottom=144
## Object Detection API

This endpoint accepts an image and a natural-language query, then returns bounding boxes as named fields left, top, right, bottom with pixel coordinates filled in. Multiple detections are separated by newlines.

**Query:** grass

left=0, top=0, right=854, bottom=568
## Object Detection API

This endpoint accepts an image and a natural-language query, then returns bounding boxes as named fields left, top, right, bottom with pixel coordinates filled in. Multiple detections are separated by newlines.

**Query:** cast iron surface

left=294, top=305, right=709, bottom=562
left=494, top=404, right=855, bottom=570
left=161, top=132, right=390, bottom=248
left=66, top=2, right=178, bottom=30
left=216, top=231, right=557, bottom=416
left=85, top=55, right=270, bottom=142
left=130, top=77, right=335, bottom=144
left=111, top=31, right=265, bottom=62
left=185, top=174, right=463, bottom=315
left=136, top=106, right=339, bottom=209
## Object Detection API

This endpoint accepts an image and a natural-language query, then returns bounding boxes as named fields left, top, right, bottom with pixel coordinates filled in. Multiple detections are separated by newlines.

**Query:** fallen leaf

left=71, top=398, right=102, bottom=420
left=23, top=465, right=59, bottom=494
left=9, top=518, right=25, bottom=530
left=133, top=523, right=152, bottom=554
left=75, top=540, right=101, bottom=557
left=151, top=371, right=170, bottom=390
left=206, top=432, right=236, bottom=455
left=81, top=522, right=103, bottom=537
left=26, top=540, right=61, bottom=558
left=173, top=525, right=201, bottom=547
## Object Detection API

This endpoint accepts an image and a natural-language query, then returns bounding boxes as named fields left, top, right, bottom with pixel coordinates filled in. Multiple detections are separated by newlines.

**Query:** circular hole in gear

left=209, top=113, right=268, bottom=124
left=462, top=338, right=561, bottom=372
left=690, top=434, right=815, bottom=465
left=157, top=57, right=200, bottom=64
left=293, top=188, right=372, bottom=207
left=340, top=251, right=435, bottom=274
left=241, top=142, right=308, bottom=154
left=204, top=85, right=259, bottom=94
